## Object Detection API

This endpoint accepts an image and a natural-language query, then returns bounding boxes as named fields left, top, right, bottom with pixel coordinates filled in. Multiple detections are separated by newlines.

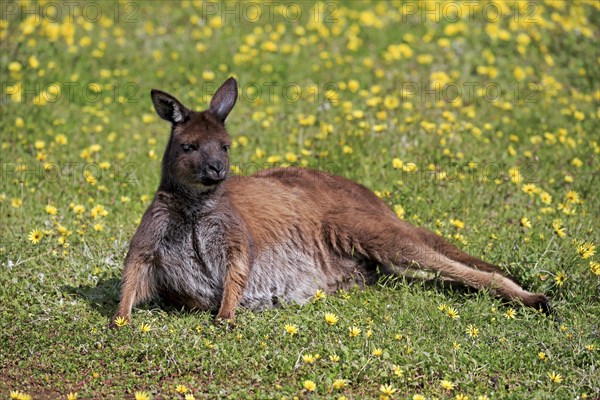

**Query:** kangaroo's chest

left=154, top=217, right=228, bottom=310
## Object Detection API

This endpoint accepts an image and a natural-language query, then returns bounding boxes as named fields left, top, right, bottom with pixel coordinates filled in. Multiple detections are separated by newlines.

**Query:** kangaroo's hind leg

left=413, top=227, right=518, bottom=281
left=326, top=214, right=550, bottom=313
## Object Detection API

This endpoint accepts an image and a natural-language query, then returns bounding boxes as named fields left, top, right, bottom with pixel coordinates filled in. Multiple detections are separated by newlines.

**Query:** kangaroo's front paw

left=215, top=311, right=236, bottom=329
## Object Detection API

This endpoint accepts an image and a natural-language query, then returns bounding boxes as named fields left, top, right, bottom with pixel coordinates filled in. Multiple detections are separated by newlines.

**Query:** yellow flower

left=392, top=158, right=403, bottom=169
left=298, top=114, right=316, bottom=126
left=446, top=307, right=460, bottom=319
left=184, top=395, right=195, bottom=400
left=554, top=272, right=567, bottom=286
left=114, top=316, right=128, bottom=327
left=45, top=204, right=58, bottom=215
left=504, top=308, right=516, bottom=319
left=430, top=71, right=451, bottom=87
left=11, top=198, right=22, bottom=208
left=302, top=354, right=316, bottom=364
left=28, top=229, right=44, bottom=244
left=514, top=66, right=526, bottom=81
left=93, top=223, right=104, bottom=232
left=383, top=96, right=399, bottom=109
left=262, top=41, right=278, bottom=52
left=67, top=393, right=78, bottom=400
left=284, top=324, right=298, bottom=335
left=134, top=391, right=151, bottom=400
left=508, top=166, right=522, bottom=184
left=590, top=261, right=600, bottom=276
left=466, top=324, right=479, bottom=337
left=393, top=365, right=403, bottom=377
left=372, top=348, right=383, bottom=357
left=303, top=380, right=316, bottom=391
left=329, top=354, right=340, bottom=363
left=394, top=204, right=406, bottom=219
left=314, top=289, right=327, bottom=300
left=417, top=54, right=433, bottom=64
left=11, top=391, right=31, bottom=400
left=455, top=394, right=469, bottom=400
left=8, top=61, right=22, bottom=72
left=266, top=155, right=281, bottom=163
left=347, top=80, right=359, bottom=92
left=175, top=385, right=188, bottom=394
left=342, top=145, right=353, bottom=155
left=139, top=323, right=151, bottom=333
left=577, top=242, right=596, bottom=259
left=441, top=380, right=456, bottom=390
left=84, top=170, right=97, bottom=186
left=379, top=384, right=397, bottom=396
left=538, top=351, right=547, bottom=361
left=349, top=326, right=361, bottom=337
left=285, top=152, right=298, bottom=163
left=90, top=205, right=108, bottom=219
left=565, top=190, right=581, bottom=204
left=324, top=312, right=339, bottom=325
left=552, top=219, right=566, bottom=238
left=332, top=379, right=348, bottom=390
left=521, top=183, right=538, bottom=196
left=520, top=217, right=532, bottom=229
left=450, top=219, right=465, bottom=229
left=547, top=371, right=563, bottom=384
left=413, top=395, right=426, bottom=400
left=326, top=90, right=339, bottom=104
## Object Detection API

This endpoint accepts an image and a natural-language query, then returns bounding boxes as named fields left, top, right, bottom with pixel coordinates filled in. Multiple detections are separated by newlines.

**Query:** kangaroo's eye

left=222, top=144, right=231, bottom=152
left=181, top=144, right=196, bottom=152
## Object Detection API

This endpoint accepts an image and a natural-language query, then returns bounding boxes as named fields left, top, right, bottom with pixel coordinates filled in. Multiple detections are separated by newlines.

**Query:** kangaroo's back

left=230, top=167, right=395, bottom=215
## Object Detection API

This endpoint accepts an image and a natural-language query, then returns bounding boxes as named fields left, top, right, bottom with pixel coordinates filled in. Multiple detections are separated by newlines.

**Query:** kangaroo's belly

left=241, top=242, right=374, bottom=310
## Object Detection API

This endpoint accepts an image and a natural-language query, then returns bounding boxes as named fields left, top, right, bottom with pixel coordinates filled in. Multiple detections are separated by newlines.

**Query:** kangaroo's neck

left=157, top=178, right=225, bottom=216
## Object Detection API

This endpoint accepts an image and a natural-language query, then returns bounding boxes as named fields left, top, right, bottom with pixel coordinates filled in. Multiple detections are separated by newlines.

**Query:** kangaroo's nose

left=206, top=162, right=226, bottom=180
left=208, top=163, right=223, bottom=174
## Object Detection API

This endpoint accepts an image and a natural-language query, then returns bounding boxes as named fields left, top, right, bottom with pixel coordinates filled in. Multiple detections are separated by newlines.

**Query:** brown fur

left=110, top=78, right=550, bottom=327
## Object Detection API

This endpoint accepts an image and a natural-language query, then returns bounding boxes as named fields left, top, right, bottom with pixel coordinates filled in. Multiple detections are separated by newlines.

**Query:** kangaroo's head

left=151, top=78, right=238, bottom=192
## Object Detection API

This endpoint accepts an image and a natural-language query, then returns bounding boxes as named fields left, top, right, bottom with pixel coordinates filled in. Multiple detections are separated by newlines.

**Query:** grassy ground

left=1, top=1, right=599, bottom=399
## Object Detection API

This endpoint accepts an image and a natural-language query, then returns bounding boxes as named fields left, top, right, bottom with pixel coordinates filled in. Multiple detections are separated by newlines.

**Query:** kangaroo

left=111, top=77, right=550, bottom=327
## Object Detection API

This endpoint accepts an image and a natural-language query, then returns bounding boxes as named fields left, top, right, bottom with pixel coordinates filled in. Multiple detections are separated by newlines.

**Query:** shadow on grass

left=377, top=271, right=477, bottom=295
left=62, top=278, right=199, bottom=319
left=62, top=278, right=121, bottom=317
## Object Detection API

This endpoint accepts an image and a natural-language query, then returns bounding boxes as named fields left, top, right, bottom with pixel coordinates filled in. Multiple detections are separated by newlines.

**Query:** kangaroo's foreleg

left=215, top=236, right=251, bottom=324
left=110, top=254, right=156, bottom=327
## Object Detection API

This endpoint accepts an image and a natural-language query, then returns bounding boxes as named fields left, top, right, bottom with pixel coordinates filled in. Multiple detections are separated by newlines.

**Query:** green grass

left=1, top=1, right=599, bottom=399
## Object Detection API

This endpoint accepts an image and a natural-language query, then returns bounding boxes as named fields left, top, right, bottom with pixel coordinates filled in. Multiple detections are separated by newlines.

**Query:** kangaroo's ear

left=151, top=89, right=190, bottom=125
left=209, top=77, right=238, bottom=123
